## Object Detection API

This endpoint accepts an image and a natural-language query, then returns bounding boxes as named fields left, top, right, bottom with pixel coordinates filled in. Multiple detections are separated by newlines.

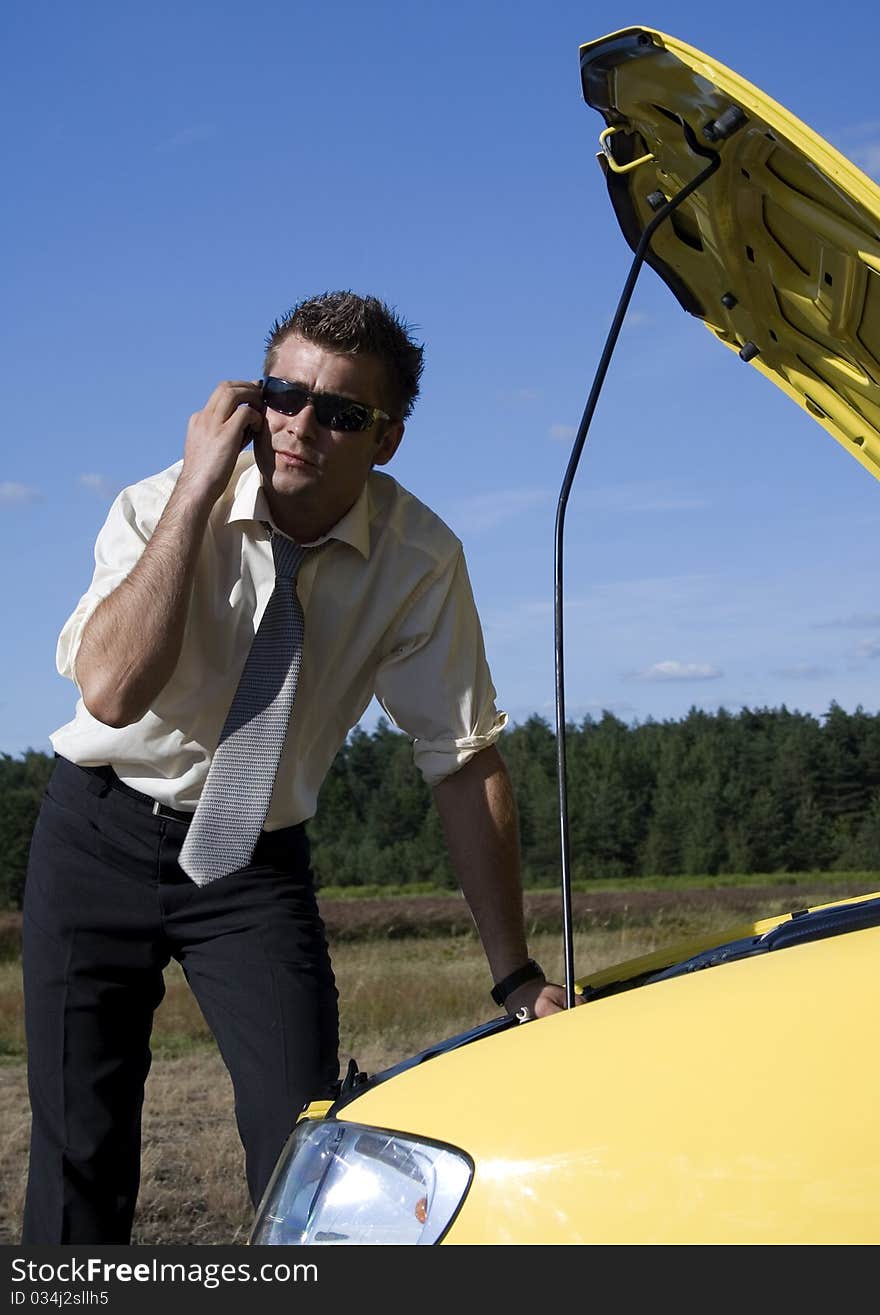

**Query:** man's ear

left=373, top=419, right=405, bottom=466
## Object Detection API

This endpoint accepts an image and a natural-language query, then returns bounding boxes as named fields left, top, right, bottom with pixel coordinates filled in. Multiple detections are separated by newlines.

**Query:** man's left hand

left=504, top=978, right=576, bottom=1020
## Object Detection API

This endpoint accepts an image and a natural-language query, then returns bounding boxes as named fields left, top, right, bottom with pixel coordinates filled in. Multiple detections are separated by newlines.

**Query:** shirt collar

left=224, top=458, right=372, bottom=559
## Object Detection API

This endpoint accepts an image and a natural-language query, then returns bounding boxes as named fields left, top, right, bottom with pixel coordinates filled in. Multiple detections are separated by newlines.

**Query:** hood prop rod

left=554, top=130, right=721, bottom=1008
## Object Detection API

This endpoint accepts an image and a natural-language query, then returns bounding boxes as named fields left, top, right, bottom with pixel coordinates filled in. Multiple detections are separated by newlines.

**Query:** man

left=22, top=290, right=565, bottom=1245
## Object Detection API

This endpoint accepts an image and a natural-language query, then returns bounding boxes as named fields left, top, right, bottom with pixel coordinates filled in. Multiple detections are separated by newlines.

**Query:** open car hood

left=579, top=26, right=880, bottom=481
left=319, top=889, right=880, bottom=1115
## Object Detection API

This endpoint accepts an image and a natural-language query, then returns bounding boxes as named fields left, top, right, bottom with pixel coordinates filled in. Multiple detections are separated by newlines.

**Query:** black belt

left=75, top=761, right=194, bottom=824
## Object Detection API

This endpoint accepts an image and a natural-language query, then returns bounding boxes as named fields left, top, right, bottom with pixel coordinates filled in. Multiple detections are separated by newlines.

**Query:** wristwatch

left=491, top=958, right=545, bottom=1006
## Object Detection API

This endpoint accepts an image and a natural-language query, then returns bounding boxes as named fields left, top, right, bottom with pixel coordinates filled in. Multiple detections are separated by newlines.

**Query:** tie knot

left=271, top=532, right=309, bottom=580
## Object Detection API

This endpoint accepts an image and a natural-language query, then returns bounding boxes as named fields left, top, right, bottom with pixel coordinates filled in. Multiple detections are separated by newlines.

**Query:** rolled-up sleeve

left=373, top=546, right=508, bottom=786
left=56, top=484, right=162, bottom=690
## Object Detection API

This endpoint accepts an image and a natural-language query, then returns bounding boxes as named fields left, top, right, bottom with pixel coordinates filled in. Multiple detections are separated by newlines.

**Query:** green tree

left=501, top=717, right=561, bottom=885
left=0, top=749, right=54, bottom=908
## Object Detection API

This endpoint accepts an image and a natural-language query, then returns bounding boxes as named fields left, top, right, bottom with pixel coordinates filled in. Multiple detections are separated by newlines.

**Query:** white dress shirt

left=50, top=454, right=507, bottom=828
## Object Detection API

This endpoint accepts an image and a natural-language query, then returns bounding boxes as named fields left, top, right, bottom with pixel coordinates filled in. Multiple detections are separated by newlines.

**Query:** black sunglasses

left=261, top=377, right=391, bottom=433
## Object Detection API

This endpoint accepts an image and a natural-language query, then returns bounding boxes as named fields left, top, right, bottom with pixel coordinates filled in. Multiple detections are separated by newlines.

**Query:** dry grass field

left=1, top=877, right=873, bottom=1245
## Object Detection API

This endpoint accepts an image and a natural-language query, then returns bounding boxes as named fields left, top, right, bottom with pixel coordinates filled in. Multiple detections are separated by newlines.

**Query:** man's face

left=254, top=334, right=404, bottom=540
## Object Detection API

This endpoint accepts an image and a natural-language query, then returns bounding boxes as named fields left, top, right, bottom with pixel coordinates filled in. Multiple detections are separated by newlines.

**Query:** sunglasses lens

left=315, top=397, right=372, bottom=431
left=263, top=380, right=309, bottom=416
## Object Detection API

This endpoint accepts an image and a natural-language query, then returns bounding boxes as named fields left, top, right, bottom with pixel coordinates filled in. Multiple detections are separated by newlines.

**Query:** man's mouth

left=275, top=448, right=319, bottom=471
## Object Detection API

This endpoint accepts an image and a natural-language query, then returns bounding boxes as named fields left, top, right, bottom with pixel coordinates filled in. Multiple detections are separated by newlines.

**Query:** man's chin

left=271, top=465, right=321, bottom=501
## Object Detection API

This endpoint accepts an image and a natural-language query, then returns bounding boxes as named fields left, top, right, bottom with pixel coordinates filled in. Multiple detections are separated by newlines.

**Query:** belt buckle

left=152, top=799, right=185, bottom=823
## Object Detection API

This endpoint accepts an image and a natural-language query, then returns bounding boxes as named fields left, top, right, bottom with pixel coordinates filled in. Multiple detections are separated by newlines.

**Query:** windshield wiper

left=584, top=896, right=880, bottom=1000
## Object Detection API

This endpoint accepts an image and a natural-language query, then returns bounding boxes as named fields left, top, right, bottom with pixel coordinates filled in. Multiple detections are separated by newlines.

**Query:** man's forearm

left=432, top=745, right=531, bottom=985
left=75, top=481, right=214, bottom=727
left=75, top=378, right=267, bottom=728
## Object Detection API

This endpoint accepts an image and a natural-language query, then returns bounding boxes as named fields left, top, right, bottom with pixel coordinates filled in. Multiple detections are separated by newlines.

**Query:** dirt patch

left=316, top=879, right=874, bottom=939
left=1, top=879, right=873, bottom=955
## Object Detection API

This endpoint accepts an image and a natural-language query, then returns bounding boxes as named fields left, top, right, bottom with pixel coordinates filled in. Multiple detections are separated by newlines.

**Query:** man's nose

left=286, top=400, right=321, bottom=439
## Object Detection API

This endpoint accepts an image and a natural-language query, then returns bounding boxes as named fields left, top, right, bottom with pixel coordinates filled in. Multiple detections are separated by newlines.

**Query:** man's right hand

left=179, top=380, right=267, bottom=503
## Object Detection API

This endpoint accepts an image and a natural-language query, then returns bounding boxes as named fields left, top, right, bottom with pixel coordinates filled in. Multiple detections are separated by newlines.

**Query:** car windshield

left=581, top=895, right=880, bottom=1002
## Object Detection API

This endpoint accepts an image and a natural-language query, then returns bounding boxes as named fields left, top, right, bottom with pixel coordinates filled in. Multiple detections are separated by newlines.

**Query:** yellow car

left=250, top=28, right=880, bottom=1246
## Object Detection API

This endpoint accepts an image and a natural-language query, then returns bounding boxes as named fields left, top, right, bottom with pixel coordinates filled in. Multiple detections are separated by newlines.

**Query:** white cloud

left=549, top=423, right=577, bottom=442
left=0, top=481, right=40, bottom=503
left=581, top=482, right=708, bottom=513
left=448, top=487, right=553, bottom=532
left=815, top=612, right=880, bottom=629
left=826, top=121, right=880, bottom=179
left=155, top=124, right=213, bottom=152
left=484, top=572, right=722, bottom=646
left=856, top=639, right=880, bottom=659
left=78, top=473, right=118, bottom=499
left=495, top=387, right=541, bottom=408
left=630, top=659, right=723, bottom=682
left=852, top=144, right=880, bottom=178
left=774, top=663, right=831, bottom=679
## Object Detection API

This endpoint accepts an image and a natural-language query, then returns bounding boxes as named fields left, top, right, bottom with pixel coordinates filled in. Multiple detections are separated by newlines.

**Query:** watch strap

left=491, top=958, right=545, bottom=1006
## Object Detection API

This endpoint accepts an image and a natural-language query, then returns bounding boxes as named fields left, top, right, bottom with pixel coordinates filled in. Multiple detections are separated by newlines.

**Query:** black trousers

left=21, top=756, right=339, bottom=1245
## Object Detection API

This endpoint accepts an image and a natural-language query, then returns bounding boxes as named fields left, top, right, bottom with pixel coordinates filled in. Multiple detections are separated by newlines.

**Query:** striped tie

left=178, top=529, right=309, bottom=886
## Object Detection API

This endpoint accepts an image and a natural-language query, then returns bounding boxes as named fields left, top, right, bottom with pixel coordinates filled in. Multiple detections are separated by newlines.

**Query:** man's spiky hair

left=263, top=290, right=425, bottom=419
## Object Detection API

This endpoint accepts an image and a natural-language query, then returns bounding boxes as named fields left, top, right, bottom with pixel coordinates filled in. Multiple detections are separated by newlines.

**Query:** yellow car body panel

left=579, top=26, right=880, bottom=480
left=338, top=920, right=880, bottom=1243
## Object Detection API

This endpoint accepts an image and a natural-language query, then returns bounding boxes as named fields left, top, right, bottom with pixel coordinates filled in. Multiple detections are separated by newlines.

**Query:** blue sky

left=2, top=0, right=879, bottom=757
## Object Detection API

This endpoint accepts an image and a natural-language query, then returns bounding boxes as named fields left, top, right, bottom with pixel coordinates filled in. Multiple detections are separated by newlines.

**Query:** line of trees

left=2, top=702, right=879, bottom=908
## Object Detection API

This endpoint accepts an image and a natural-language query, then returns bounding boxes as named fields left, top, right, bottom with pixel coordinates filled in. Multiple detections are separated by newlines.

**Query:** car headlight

left=250, top=1119, right=473, bottom=1245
